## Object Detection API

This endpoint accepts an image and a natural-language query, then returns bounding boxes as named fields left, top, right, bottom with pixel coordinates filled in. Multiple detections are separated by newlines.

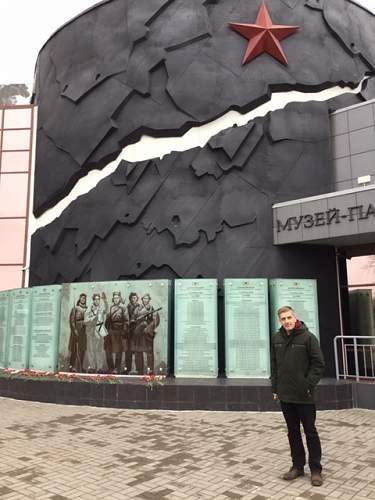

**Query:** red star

left=229, top=2, right=299, bottom=65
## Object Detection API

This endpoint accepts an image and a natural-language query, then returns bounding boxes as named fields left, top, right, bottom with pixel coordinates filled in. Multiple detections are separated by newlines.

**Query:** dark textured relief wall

left=31, top=100, right=332, bottom=285
left=30, top=0, right=375, bottom=374
left=33, top=0, right=375, bottom=215
left=31, top=100, right=339, bottom=371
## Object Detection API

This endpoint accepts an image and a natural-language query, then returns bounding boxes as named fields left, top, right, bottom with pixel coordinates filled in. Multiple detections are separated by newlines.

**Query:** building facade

left=1, top=0, right=375, bottom=380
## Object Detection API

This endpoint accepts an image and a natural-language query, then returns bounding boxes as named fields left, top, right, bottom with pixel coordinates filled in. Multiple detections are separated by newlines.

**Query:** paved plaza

left=0, top=398, right=374, bottom=500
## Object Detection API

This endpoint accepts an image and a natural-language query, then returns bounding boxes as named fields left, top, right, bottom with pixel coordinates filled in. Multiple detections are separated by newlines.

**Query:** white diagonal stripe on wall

left=29, top=82, right=365, bottom=235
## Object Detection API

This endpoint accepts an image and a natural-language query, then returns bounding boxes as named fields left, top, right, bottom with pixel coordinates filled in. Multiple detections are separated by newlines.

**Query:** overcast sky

left=0, top=0, right=374, bottom=85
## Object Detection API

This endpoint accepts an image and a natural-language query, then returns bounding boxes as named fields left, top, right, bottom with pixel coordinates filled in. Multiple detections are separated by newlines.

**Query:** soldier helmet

left=142, top=293, right=151, bottom=301
left=113, top=291, right=121, bottom=298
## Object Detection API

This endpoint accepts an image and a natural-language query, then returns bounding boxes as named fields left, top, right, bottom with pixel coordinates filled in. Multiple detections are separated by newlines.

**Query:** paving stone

left=0, top=399, right=374, bottom=500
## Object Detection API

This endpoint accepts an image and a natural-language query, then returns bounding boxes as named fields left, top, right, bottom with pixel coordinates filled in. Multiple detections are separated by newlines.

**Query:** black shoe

left=282, top=467, right=304, bottom=481
left=311, top=471, right=323, bottom=486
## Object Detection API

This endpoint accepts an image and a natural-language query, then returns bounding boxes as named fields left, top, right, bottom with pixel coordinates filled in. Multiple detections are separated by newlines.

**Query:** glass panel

left=224, top=279, right=270, bottom=378
left=174, top=279, right=218, bottom=378
left=30, top=285, right=62, bottom=371
left=7, top=288, right=32, bottom=369
left=2, top=130, right=31, bottom=150
left=1, top=151, right=30, bottom=172
left=0, top=173, right=29, bottom=217
left=0, top=218, right=26, bottom=264
left=3, top=108, right=32, bottom=129
left=58, top=280, right=171, bottom=374
left=0, top=290, right=10, bottom=367
left=0, top=266, right=23, bottom=292
left=269, top=279, right=320, bottom=339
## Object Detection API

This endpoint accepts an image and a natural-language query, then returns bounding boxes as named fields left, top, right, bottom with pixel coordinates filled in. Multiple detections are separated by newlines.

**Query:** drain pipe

left=335, top=247, right=344, bottom=337
left=335, top=248, right=347, bottom=381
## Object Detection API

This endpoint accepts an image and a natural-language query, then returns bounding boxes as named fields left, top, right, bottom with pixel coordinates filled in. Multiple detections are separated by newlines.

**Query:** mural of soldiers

left=105, top=292, right=128, bottom=373
left=127, top=292, right=141, bottom=373
left=84, top=292, right=108, bottom=373
left=137, top=293, right=160, bottom=373
left=68, top=293, right=87, bottom=372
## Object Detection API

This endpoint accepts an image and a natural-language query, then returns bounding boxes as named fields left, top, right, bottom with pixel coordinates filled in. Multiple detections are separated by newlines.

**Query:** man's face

left=93, top=296, right=100, bottom=307
left=279, top=310, right=297, bottom=332
left=79, top=295, right=86, bottom=306
left=142, top=296, right=150, bottom=306
left=113, top=295, right=120, bottom=305
left=131, top=295, right=138, bottom=305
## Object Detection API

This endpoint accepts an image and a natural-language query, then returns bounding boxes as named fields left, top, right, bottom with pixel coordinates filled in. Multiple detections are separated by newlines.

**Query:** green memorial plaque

left=0, top=290, right=11, bottom=368
left=224, top=279, right=270, bottom=378
left=59, top=280, right=170, bottom=374
left=29, top=285, right=62, bottom=371
left=269, top=279, right=320, bottom=338
left=7, top=288, right=32, bottom=369
left=175, top=279, right=218, bottom=378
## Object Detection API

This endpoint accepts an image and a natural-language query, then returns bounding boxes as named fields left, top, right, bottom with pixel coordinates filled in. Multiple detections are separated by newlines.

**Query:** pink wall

left=0, top=105, right=34, bottom=291
left=347, top=255, right=375, bottom=297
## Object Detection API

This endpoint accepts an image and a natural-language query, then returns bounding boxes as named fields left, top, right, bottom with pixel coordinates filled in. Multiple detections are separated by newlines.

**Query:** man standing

left=137, top=294, right=160, bottom=373
left=271, top=306, right=325, bottom=487
left=84, top=292, right=108, bottom=373
left=68, top=293, right=87, bottom=372
left=127, top=292, right=141, bottom=373
left=105, top=292, right=128, bottom=373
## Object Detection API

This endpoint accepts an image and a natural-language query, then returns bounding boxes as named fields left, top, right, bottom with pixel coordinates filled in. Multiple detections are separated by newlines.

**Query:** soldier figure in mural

left=84, top=292, right=108, bottom=373
left=137, top=293, right=161, bottom=373
left=126, top=292, right=141, bottom=373
left=69, top=293, right=87, bottom=372
left=105, top=291, right=128, bottom=374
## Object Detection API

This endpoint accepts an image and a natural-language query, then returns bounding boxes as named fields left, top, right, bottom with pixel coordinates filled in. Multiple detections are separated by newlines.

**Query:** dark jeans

left=280, top=402, right=322, bottom=473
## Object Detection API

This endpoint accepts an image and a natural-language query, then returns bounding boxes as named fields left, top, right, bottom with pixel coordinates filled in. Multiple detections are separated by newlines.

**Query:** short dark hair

left=277, top=305, right=294, bottom=317
left=77, top=293, right=87, bottom=305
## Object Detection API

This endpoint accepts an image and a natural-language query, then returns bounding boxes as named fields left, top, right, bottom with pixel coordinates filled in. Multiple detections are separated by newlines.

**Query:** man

left=137, top=293, right=160, bottom=373
left=127, top=292, right=141, bottom=373
left=271, top=306, right=325, bottom=487
left=84, top=292, right=108, bottom=373
left=105, top=291, right=128, bottom=374
left=68, top=293, right=87, bottom=371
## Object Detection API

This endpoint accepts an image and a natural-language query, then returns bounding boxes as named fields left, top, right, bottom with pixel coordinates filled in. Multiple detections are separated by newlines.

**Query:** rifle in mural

left=136, top=307, right=163, bottom=323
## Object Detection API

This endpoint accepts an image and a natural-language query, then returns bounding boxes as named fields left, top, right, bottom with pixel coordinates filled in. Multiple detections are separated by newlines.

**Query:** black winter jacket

left=270, top=322, right=325, bottom=404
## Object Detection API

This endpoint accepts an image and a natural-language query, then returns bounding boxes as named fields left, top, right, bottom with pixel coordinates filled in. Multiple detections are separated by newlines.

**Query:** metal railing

left=334, top=336, right=375, bottom=381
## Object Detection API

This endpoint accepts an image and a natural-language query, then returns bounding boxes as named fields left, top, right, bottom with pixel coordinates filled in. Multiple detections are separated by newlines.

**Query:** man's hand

left=273, top=393, right=279, bottom=401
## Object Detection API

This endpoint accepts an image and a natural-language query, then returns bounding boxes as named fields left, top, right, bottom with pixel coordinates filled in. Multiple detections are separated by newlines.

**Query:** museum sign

left=277, top=203, right=375, bottom=233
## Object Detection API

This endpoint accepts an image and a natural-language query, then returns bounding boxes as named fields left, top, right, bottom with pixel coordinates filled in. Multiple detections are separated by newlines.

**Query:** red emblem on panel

left=229, top=2, right=299, bottom=65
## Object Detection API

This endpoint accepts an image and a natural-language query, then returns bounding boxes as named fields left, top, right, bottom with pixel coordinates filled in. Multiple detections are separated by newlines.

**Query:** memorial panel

left=30, top=285, right=62, bottom=371
left=175, top=279, right=218, bottom=378
left=7, top=288, right=32, bottom=369
left=269, top=279, right=320, bottom=338
left=59, top=280, right=170, bottom=374
left=0, top=290, right=10, bottom=368
left=224, top=279, right=270, bottom=378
